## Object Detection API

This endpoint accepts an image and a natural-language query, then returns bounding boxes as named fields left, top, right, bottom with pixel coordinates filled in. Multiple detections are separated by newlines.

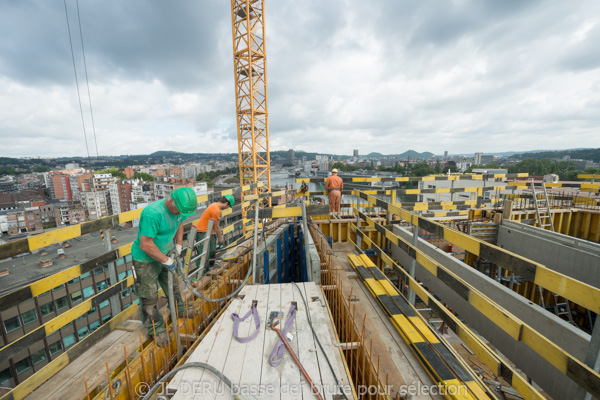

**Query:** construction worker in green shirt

left=131, top=187, right=198, bottom=346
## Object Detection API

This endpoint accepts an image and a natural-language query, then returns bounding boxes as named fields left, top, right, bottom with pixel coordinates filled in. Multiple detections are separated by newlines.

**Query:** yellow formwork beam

left=351, top=215, right=600, bottom=398
left=349, top=227, right=545, bottom=400
left=355, top=190, right=600, bottom=313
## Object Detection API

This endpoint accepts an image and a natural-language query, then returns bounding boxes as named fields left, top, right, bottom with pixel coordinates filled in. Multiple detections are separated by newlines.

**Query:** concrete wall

left=391, top=225, right=591, bottom=399
left=497, top=219, right=600, bottom=289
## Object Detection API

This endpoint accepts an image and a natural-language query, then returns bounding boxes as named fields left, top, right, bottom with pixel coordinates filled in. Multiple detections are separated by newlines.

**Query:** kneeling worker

left=194, top=195, right=234, bottom=272
left=131, top=187, right=198, bottom=346
left=326, top=168, right=343, bottom=213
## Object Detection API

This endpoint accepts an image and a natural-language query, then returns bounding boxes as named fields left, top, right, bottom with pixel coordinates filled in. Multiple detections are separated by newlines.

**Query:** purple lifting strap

left=232, top=301, right=260, bottom=343
left=269, top=304, right=297, bottom=367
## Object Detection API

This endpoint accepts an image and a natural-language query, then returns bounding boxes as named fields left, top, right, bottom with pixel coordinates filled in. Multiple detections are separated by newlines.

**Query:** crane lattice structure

left=230, top=0, right=271, bottom=193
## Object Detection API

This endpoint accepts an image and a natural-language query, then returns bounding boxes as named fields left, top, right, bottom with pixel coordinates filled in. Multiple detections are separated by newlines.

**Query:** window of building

left=118, top=271, right=127, bottom=281
left=77, top=326, right=89, bottom=340
left=48, top=340, right=63, bottom=355
left=40, top=302, right=55, bottom=317
left=89, top=320, right=100, bottom=332
left=52, top=284, right=65, bottom=291
left=87, top=307, right=97, bottom=316
left=0, top=367, right=11, bottom=386
left=121, top=288, right=129, bottom=298
left=75, top=314, right=86, bottom=322
left=99, top=300, right=109, bottom=309
left=82, top=286, right=94, bottom=298
left=15, top=357, right=32, bottom=374
left=62, top=334, right=76, bottom=349
left=94, top=267, right=104, bottom=275
left=67, top=277, right=79, bottom=284
left=102, top=314, right=111, bottom=323
left=96, top=281, right=107, bottom=292
left=127, top=269, right=133, bottom=277
left=80, top=272, right=91, bottom=280
left=31, top=349, right=47, bottom=366
left=21, top=309, right=38, bottom=325
left=55, top=296, right=68, bottom=310
left=70, top=291, right=82, bottom=303
left=123, top=302, right=132, bottom=309
left=4, top=315, right=21, bottom=333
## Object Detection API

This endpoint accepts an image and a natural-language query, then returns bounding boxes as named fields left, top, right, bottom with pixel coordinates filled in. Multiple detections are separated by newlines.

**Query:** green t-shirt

left=131, top=199, right=186, bottom=262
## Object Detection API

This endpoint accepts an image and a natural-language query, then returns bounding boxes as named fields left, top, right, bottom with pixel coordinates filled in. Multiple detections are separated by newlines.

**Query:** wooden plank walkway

left=169, top=282, right=349, bottom=400
left=25, top=320, right=148, bottom=400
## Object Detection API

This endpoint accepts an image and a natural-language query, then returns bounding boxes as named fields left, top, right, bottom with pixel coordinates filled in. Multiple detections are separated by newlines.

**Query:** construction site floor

left=25, top=320, right=149, bottom=400
left=167, top=282, right=351, bottom=400
left=331, top=241, right=443, bottom=400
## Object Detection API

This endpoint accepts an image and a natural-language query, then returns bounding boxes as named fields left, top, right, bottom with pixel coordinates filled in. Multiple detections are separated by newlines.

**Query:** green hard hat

left=224, top=194, right=235, bottom=207
left=171, top=187, right=198, bottom=217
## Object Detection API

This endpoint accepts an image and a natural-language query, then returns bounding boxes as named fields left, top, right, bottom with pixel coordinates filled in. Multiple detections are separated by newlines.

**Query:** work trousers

left=133, top=259, right=185, bottom=336
left=328, top=190, right=341, bottom=212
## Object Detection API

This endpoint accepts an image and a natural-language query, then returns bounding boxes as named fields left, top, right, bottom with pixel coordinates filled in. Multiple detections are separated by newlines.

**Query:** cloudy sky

left=1, top=0, right=599, bottom=158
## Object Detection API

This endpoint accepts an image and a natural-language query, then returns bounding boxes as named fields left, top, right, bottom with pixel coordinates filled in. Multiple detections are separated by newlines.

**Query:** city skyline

left=1, top=1, right=599, bottom=157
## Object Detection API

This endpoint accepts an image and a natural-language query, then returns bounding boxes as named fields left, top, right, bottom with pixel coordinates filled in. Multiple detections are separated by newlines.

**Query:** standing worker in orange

left=326, top=168, right=344, bottom=213
left=194, top=195, right=235, bottom=273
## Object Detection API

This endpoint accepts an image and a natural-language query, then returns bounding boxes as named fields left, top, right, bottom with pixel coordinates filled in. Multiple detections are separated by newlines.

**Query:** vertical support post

left=289, top=224, right=295, bottom=282
left=450, top=179, right=455, bottom=202
left=301, top=200, right=312, bottom=281
left=251, top=202, right=260, bottom=284
left=407, top=225, right=418, bottom=305
left=356, top=215, right=362, bottom=249
left=576, top=317, right=600, bottom=400
left=102, top=229, right=121, bottom=318
left=263, top=250, right=270, bottom=284
left=284, top=229, right=289, bottom=282
left=276, top=238, right=282, bottom=284
left=298, top=228, right=304, bottom=282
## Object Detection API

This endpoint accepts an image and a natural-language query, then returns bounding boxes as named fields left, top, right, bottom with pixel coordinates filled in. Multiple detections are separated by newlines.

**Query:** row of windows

left=3, top=272, right=134, bottom=335
left=1, top=312, right=116, bottom=384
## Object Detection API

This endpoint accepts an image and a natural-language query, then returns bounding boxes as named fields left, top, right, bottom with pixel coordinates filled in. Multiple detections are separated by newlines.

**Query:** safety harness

left=231, top=301, right=261, bottom=343
left=269, top=303, right=297, bottom=366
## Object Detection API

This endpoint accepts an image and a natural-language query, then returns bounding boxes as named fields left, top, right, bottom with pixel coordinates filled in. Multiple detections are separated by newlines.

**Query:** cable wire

left=292, top=281, right=351, bottom=400
left=63, top=0, right=90, bottom=161
left=140, top=362, right=257, bottom=400
left=75, top=0, right=99, bottom=157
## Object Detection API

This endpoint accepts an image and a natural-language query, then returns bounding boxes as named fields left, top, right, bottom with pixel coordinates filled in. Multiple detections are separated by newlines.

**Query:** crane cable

left=75, top=0, right=99, bottom=157
left=63, top=0, right=90, bottom=161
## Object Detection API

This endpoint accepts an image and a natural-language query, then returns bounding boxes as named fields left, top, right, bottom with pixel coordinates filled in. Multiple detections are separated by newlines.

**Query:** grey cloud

left=1, top=0, right=600, bottom=157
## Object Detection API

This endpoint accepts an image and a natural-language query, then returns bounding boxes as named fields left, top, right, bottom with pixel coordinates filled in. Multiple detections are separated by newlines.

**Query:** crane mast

left=230, top=0, right=271, bottom=193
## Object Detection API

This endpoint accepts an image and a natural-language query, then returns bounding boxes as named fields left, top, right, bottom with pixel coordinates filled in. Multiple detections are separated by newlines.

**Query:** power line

left=63, top=0, right=90, bottom=161
left=75, top=0, right=99, bottom=158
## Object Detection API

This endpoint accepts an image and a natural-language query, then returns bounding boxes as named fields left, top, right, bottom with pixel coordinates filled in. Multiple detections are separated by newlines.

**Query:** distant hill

left=149, top=151, right=184, bottom=157
left=366, top=151, right=435, bottom=159
left=510, top=148, right=600, bottom=162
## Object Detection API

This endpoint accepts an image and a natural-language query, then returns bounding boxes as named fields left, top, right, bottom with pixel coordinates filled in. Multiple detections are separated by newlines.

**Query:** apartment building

left=54, top=203, right=86, bottom=226
left=0, top=256, right=137, bottom=387
left=50, top=174, right=72, bottom=201
left=6, top=208, right=43, bottom=235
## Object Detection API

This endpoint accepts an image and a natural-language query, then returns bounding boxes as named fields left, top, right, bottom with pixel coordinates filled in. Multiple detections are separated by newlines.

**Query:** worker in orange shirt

left=194, top=195, right=234, bottom=273
left=325, top=168, right=343, bottom=213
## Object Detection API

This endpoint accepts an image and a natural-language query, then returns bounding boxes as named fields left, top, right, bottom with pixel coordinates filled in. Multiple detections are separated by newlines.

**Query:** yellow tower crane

left=230, top=0, right=271, bottom=193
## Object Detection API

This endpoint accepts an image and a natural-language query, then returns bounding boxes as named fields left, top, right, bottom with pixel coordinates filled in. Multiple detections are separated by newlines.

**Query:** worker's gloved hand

left=175, top=244, right=183, bottom=256
left=162, top=257, right=176, bottom=272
